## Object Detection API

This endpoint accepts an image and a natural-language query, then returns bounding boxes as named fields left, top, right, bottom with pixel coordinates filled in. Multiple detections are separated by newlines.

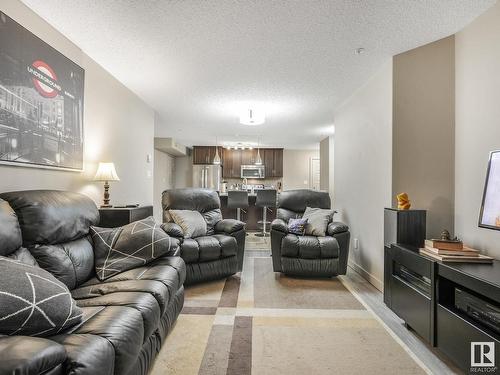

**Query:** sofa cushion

left=0, top=198, right=22, bottom=256
left=91, top=217, right=176, bottom=281
left=0, top=190, right=99, bottom=247
left=0, top=256, right=82, bottom=336
left=72, top=305, right=144, bottom=375
left=72, top=280, right=171, bottom=315
left=29, top=237, right=95, bottom=289
left=181, top=235, right=237, bottom=264
left=7, top=247, right=39, bottom=267
left=281, top=234, right=339, bottom=259
left=169, top=209, right=207, bottom=238
left=302, top=207, right=335, bottom=237
left=0, top=336, right=67, bottom=375
left=76, top=292, right=160, bottom=342
left=51, top=333, right=115, bottom=375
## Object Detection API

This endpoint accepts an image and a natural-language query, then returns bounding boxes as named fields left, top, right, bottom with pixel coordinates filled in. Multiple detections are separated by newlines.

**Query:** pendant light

left=255, top=137, right=262, bottom=165
left=213, top=136, right=221, bottom=165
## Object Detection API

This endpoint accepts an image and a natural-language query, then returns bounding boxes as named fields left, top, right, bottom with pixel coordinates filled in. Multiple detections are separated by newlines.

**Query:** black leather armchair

left=270, top=189, right=350, bottom=277
left=162, top=188, right=246, bottom=285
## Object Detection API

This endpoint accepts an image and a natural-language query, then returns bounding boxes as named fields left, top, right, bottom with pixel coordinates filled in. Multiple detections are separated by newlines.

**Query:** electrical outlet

left=146, top=154, right=152, bottom=163
left=353, top=238, right=359, bottom=250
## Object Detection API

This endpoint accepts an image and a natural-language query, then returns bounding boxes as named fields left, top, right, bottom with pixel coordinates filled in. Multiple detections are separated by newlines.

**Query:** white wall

left=455, top=2, right=500, bottom=256
left=333, top=60, right=393, bottom=290
left=153, top=150, right=174, bottom=221
left=282, top=149, right=319, bottom=190
left=0, top=0, right=155, bottom=206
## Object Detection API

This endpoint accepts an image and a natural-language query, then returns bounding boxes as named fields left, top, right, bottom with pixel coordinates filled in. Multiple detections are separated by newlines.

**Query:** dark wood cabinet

left=222, top=148, right=242, bottom=178
left=219, top=148, right=283, bottom=179
left=273, top=149, right=283, bottom=177
left=241, top=149, right=257, bottom=165
left=192, top=146, right=223, bottom=165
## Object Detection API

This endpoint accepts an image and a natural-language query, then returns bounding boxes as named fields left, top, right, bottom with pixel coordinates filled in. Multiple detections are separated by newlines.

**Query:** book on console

left=419, top=248, right=493, bottom=263
left=425, top=239, right=463, bottom=251
left=424, top=245, right=479, bottom=256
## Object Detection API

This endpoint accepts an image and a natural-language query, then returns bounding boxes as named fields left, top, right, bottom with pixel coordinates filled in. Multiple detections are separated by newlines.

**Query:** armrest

left=271, top=219, right=288, bottom=233
left=215, top=219, right=245, bottom=234
left=161, top=222, right=184, bottom=238
left=0, top=336, right=66, bottom=375
left=327, top=221, right=349, bottom=236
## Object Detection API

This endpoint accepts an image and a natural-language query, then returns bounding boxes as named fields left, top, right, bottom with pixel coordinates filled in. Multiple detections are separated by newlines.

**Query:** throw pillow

left=0, top=256, right=82, bottom=337
left=91, top=216, right=175, bottom=281
left=302, top=207, right=335, bottom=237
left=288, top=218, right=308, bottom=235
left=169, top=210, right=207, bottom=238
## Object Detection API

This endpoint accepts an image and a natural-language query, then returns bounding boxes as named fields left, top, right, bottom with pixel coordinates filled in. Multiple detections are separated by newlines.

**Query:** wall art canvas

left=0, top=11, right=84, bottom=171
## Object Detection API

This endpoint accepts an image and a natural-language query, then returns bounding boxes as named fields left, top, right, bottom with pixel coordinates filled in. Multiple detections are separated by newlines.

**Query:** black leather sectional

left=271, top=189, right=350, bottom=277
left=0, top=190, right=186, bottom=375
left=162, top=188, right=246, bottom=285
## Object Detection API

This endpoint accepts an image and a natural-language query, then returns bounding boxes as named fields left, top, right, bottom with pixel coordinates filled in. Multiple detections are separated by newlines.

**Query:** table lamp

left=94, top=162, right=120, bottom=208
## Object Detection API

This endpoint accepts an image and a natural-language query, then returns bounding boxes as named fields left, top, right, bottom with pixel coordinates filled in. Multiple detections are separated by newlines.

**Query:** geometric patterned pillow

left=91, top=216, right=175, bottom=281
left=0, top=256, right=83, bottom=337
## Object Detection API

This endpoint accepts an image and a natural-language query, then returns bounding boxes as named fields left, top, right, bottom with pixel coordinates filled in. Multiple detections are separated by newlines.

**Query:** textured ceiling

left=21, top=0, right=495, bottom=149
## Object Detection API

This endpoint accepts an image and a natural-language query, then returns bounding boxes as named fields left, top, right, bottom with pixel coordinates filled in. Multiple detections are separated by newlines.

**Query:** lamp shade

left=94, top=162, right=120, bottom=181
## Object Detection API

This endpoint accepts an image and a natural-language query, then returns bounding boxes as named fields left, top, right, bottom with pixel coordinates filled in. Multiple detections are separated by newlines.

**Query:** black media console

left=384, top=208, right=500, bottom=373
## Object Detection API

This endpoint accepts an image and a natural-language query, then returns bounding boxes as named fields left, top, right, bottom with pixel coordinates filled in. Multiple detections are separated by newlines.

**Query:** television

left=479, top=150, right=500, bottom=230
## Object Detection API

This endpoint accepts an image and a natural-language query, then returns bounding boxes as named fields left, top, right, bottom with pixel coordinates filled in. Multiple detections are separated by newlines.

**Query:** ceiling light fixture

left=240, top=108, right=265, bottom=126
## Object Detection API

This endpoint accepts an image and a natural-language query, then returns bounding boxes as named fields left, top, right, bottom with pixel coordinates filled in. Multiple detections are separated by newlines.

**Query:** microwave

left=241, top=165, right=265, bottom=179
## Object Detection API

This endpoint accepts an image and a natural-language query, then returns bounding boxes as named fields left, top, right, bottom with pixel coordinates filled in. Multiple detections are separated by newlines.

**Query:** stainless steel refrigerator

left=192, top=165, right=221, bottom=191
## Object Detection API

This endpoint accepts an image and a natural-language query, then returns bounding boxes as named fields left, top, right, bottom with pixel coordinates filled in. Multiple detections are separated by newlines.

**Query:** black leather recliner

left=0, top=190, right=186, bottom=375
left=162, top=188, right=246, bottom=285
left=270, top=189, right=350, bottom=277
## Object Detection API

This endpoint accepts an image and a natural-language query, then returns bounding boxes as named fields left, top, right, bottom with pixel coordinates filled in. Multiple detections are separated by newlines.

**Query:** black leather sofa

left=270, top=189, right=350, bottom=277
left=0, top=190, right=186, bottom=375
left=162, top=188, right=245, bottom=285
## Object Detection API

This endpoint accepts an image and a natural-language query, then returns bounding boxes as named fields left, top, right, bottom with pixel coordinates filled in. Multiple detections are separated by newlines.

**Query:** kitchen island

left=219, top=192, right=277, bottom=231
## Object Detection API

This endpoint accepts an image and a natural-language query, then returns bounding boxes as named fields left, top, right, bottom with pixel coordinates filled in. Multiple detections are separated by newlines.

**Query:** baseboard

left=348, top=261, right=383, bottom=292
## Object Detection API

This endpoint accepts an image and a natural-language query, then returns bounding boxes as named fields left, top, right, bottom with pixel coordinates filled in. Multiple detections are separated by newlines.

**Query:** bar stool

left=256, top=189, right=277, bottom=237
left=227, top=190, right=249, bottom=222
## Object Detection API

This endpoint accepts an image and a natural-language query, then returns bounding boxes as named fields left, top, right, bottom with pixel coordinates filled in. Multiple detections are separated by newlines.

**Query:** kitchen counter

left=218, top=192, right=277, bottom=231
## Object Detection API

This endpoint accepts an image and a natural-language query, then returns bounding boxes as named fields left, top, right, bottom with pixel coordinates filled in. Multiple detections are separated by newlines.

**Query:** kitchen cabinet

left=222, top=148, right=241, bottom=178
left=262, top=148, right=283, bottom=177
left=220, top=148, right=283, bottom=178
left=192, top=146, right=222, bottom=165
left=273, top=148, right=283, bottom=177
left=241, top=149, right=257, bottom=165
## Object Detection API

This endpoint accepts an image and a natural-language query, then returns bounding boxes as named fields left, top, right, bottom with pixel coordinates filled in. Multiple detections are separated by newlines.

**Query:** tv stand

left=385, top=244, right=500, bottom=372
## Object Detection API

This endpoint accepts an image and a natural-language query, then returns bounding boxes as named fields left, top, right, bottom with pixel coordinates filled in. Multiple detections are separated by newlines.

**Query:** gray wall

left=153, top=150, right=174, bottom=221
left=174, top=155, right=193, bottom=188
left=455, top=2, right=500, bottom=256
left=1, top=0, right=155, bottom=206
left=393, top=36, right=455, bottom=238
left=333, top=60, right=393, bottom=290
left=282, top=149, right=319, bottom=190
left=319, top=137, right=330, bottom=191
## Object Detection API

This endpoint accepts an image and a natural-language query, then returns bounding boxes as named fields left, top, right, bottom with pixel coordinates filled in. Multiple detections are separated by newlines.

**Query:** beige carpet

left=150, top=234, right=426, bottom=375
